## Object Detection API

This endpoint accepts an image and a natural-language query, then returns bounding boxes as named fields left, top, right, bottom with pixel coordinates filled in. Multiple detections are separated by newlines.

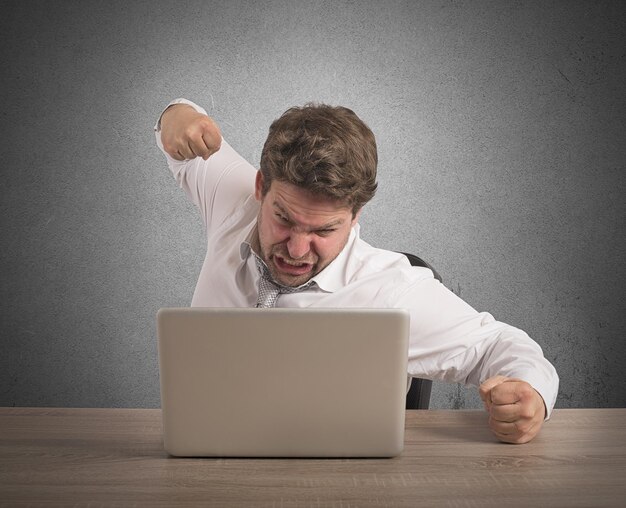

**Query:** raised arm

left=160, top=103, right=222, bottom=161
left=154, top=99, right=257, bottom=233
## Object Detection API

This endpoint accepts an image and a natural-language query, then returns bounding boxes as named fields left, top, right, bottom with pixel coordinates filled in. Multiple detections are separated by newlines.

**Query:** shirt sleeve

left=154, top=98, right=257, bottom=234
left=396, top=277, right=559, bottom=418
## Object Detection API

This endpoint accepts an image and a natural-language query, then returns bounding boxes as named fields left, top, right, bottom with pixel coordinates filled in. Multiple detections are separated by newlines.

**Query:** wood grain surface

left=1, top=408, right=624, bottom=507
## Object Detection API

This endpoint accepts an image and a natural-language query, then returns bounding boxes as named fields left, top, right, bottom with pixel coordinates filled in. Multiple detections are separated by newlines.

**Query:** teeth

left=280, top=257, right=308, bottom=267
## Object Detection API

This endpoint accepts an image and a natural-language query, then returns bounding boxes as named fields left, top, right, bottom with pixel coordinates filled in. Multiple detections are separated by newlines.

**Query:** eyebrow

left=273, top=202, right=345, bottom=230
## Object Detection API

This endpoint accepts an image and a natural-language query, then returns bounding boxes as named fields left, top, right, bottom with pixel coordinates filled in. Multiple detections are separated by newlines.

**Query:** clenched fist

left=479, top=376, right=547, bottom=444
left=160, top=104, right=222, bottom=161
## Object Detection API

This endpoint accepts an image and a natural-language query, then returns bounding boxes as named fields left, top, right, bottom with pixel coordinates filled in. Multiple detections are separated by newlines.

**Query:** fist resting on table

left=479, top=375, right=547, bottom=444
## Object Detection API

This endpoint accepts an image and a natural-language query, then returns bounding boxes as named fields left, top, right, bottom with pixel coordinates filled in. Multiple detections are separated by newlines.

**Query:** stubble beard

left=263, top=243, right=319, bottom=287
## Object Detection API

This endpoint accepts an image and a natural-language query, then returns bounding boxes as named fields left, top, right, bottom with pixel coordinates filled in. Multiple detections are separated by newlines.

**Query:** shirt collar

left=240, top=224, right=258, bottom=260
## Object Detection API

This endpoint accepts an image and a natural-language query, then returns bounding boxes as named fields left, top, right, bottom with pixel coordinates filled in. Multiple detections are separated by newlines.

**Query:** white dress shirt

left=155, top=99, right=559, bottom=416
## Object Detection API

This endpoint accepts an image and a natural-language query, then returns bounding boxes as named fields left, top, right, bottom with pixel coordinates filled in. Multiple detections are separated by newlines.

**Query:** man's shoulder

left=346, top=236, right=434, bottom=283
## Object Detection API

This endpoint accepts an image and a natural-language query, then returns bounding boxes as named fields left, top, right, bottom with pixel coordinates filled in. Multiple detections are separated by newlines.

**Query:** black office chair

left=399, top=252, right=441, bottom=410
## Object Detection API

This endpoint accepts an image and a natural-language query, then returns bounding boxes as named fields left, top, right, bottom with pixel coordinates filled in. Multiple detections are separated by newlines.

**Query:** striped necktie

left=254, top=255, right=313, bottom=308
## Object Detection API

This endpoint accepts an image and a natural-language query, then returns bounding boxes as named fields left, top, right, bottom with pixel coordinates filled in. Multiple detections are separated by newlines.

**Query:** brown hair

left=259, top=103, right=378, bottom=215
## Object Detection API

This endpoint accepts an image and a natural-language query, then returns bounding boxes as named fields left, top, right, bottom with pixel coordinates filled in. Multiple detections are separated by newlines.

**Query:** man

left=155, top=98, right=558, bottom=444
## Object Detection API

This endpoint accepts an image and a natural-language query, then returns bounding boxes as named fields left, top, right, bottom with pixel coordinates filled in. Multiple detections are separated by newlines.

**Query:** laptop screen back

left=157, top=307, right=409, bottom=457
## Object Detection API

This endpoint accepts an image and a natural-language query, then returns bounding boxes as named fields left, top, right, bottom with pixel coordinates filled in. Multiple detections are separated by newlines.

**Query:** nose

left=286, top=232, right=311, bottom=260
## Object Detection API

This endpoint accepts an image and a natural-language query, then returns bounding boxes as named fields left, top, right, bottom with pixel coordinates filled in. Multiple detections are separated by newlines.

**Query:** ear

left=351, top=208, right=362, bottom=227
left=254, top=171, right=263, bottom=201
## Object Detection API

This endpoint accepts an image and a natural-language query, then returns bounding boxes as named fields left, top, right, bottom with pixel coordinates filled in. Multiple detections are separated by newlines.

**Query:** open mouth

left=273, top=255, right=314, bottom=276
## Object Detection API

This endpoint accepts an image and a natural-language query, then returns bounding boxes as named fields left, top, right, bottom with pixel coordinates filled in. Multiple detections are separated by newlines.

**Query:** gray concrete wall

left=1, top=0, right=624, bottom=409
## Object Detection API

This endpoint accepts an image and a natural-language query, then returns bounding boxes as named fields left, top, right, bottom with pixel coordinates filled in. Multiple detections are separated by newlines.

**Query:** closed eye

left=315, top=229, right=336, bottom=237
left=275, top=213, right=290, bottom=224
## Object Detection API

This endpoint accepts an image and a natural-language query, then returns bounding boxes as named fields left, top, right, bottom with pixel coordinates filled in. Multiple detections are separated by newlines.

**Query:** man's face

left=254, top=171, right=360, bottom=287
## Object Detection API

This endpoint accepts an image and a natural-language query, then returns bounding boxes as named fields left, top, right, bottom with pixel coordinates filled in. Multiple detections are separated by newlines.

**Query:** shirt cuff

left=511, top=368, right=559, bottom=421
left=153, top=98, right=209, bottom=132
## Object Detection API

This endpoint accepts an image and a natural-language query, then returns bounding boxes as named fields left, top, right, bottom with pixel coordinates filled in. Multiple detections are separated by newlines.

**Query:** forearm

left=153, top=98, right=256, bottom=233
left=463, top=321, right=559, bottom=418
left=401, top=278, right=559, bottom=417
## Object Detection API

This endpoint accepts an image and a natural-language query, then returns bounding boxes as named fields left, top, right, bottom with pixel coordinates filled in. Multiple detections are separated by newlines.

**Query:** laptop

left=157, top=307, right=409, bottom=457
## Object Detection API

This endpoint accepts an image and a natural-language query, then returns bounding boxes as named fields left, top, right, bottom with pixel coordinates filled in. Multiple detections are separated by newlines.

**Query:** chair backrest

left=399, top=252, right=443, bottom=283
left=399, top=252, right=438, bottom=410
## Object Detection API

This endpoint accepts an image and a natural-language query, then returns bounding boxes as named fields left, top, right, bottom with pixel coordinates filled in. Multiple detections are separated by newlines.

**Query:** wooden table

left=1, top=408, right=624, bottom=507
